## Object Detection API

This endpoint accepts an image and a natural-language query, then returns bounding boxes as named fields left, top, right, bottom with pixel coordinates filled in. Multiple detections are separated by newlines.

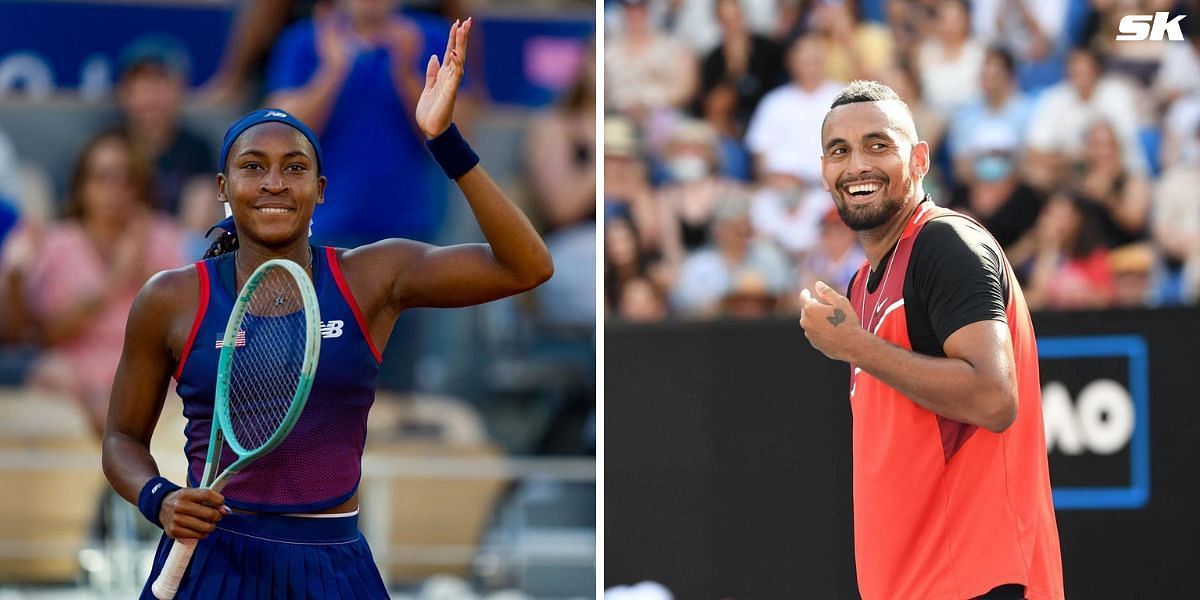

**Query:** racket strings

left=224, top=266, right=309, bottom=452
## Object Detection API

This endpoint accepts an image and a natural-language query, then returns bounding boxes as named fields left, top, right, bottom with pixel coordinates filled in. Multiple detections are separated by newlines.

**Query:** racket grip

left=151, top=537, right=198, bottom=599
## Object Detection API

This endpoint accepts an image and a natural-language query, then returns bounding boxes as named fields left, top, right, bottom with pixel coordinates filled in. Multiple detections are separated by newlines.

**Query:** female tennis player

left=102, top=18, right=553, bottom=597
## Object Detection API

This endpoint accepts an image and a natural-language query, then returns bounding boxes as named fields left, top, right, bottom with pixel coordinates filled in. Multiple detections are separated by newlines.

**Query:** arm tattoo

left=827, top=308, right=846, bottom=327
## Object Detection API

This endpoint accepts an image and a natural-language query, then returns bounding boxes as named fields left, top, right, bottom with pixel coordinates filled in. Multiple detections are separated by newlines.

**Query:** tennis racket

left=151, top=257, right=321, bottom=599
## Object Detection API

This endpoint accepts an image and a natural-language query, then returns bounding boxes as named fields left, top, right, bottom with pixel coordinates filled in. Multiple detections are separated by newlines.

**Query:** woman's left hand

left=415, top=17, right=472, bottom=139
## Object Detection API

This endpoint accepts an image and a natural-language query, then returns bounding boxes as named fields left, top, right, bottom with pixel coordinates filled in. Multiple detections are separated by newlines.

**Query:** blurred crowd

left=604, top=0, right=1200, bottom=320
left=0, top=0, right=596, bottom=456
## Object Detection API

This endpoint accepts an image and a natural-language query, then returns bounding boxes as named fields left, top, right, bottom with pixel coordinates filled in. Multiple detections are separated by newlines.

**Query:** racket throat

left=209, top=469, right=238, bottom=494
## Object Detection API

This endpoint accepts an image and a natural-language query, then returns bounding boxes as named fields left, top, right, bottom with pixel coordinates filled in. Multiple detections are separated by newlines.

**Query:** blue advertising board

left=0, top=1, right=232, bottom=95
left=0, top=2, right=592, bottom=106
left=1037, top=335, right=1150, bottom=510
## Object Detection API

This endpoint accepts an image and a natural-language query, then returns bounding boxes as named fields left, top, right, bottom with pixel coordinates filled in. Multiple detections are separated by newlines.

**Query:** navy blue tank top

left=174, top=246, right=383, bottom=512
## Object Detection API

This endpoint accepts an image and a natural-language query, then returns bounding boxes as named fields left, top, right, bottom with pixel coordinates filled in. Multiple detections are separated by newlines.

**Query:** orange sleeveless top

left=847, top=203, right=1064, bottom=600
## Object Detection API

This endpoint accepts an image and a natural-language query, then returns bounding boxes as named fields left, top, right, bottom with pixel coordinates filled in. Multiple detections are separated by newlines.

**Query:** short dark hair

left=825, top=80, right=918, bottom=144
left=830, top=80, right=904, bottom=110
left=985, top=46, right=1016, bottom=75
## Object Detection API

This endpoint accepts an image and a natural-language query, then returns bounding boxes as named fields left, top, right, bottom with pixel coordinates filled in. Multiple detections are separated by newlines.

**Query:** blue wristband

left=137, top=476, right=181, bottom=528
left=425, top=123, right=480, bottom=180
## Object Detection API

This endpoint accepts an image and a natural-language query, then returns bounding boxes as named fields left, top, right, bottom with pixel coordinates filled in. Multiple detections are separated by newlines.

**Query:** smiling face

left=820, top=101, right=928, bottom=231
left=217, top=122, right=325, bottom=247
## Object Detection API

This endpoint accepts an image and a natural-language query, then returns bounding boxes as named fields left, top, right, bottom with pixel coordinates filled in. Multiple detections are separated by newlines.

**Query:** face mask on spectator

left=780, top=187, right=804, bottom=210
left=974, top=154, right=1013, bottom=183
left=667, top=155, right=710, bottom=183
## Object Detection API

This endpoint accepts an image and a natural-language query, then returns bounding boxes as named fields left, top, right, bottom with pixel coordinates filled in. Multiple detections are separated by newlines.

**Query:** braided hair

left=202, top=216, right=238, bottom=258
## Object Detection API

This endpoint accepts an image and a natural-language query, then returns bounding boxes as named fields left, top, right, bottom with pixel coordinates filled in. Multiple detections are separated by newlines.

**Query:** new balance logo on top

left=265, top=110, right=289, bottom=118
left=320, top=320, right=344, bottom=339
left=214, top=320, right=343, bottom=348
left=1116, top=12, right=1187, bottom=41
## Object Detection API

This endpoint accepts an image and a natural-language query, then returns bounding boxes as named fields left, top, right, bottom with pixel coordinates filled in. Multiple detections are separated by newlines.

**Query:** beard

left=833, top=175, right=911, bottom=231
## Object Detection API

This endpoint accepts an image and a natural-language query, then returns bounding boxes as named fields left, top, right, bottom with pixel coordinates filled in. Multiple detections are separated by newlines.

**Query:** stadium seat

left=0, top=387, right=103, bottom=583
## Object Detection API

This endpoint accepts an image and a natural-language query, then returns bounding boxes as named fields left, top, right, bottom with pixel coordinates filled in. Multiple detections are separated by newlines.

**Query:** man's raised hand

left=798, top=281, right=865, bottom=362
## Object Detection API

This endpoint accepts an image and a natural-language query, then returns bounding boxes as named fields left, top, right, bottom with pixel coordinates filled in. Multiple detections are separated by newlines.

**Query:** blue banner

left=0, top=1, right=232, bottom=97
left=477, top=12, right=593, bottom=106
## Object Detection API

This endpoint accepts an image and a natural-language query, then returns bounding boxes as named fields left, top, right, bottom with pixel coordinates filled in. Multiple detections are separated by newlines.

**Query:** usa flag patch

left=215, top=330, right=247, bottom=349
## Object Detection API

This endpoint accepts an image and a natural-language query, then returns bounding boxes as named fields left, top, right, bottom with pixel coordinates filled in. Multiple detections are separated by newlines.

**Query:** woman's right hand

left=159, top=488, right=229, bottom=540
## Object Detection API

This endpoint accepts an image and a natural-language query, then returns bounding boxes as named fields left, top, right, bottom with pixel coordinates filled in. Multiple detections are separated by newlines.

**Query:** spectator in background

left=1108, top=243, right=1159, bottom=308
left=1073, top=120, right=1151, bottom=248
left=971, top=0, right=1066, bottom=68
left=745, top=34, right=842, bottom=184
left=947, top=47, right=1033, bottom=182
left=885, top=0, right=940, bottom=62
left=749, top=152, right=833, bottom=258
left=526, top=49, right=597, bottom=329
left=698, top=0, right=784, bottom=136
left=608, top=220, right=673, bottom=329
left=604, top=117, right=660, bottom=253
left=1160, top=91, right=1200, bottom=171
left=116, top=37, right=219, bottom=246
left=0, top=130, right=183, bottom=435
left=916, top=0, right=984, bottom=116
left=1153, top=123, right=1200, bottom=303
left=671, top=194, right=788, bottom=316
left=199, top=0, right=309, bottom=105
left=605, top=0, right=697, bottom=127
left=655, top=119, right=748, bottom=272
left=877, top=61, right=947, bottom=189
left=721, top=269, right=779, bottom=317
left=672, top=0, right=780, bottom=54
left=1023, top=191, right=1114, bottom=310
left=605, top=216, right=655, bottom=312
left=266, top=0, right=442, bottom=247
left=1084, top=0, right=1172, bottom=87
left=0, top=127, right=28, bottom=305
left=1153, top=13, right=1200, bottom=106
left=0, top=196, right=16, bottom=253
left=527, top=48, right=596, bottom=234
left=0, top=127, right=20, bottom=208
left=810, top=0, right=894, bottom=83
left=700, top=80, right=754, bottom=181
left=1025, top=48, right=1147, bottom=190
left=791, top=205, right=864, bottom=304
left=617, top=277, right=669, bottom=321
left=947, top=127, right=1043, bottom=250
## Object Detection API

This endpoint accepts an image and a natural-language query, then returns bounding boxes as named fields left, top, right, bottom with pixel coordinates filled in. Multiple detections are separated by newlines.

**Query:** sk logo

left=1115, top=12, right=1187, bottom=41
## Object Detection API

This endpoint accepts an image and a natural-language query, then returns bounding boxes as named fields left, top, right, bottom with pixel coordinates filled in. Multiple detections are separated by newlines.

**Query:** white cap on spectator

left=605, top=116, right=640, bottom=158
left=762, top=151, right=809, bottom=177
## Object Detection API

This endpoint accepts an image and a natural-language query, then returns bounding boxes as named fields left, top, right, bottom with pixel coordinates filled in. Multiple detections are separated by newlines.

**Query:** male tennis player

left=102, top=19, right=553, bottom=597
left=797, top=81, right=1064, bottom=600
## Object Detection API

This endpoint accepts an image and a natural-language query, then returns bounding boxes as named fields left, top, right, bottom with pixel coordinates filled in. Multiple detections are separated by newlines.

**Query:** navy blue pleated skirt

left=139, top=512, right=389, bottom=599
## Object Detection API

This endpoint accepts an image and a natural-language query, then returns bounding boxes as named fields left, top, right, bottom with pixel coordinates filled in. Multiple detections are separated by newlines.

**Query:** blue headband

left=219, top=108, right=323, bottom=174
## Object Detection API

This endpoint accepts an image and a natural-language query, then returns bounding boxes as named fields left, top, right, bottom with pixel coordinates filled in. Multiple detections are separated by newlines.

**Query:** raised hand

left=315, top=5, right=355, bottom=74
left=415, top=17, right=473, bottom=139
left=798, top=280, right=865, bottom=363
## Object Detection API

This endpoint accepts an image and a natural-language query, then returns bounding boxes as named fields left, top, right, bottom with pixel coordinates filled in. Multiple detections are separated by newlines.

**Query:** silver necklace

left=860, top=203, right=930, bottom=333
left=235, top=246, right=312, bottom=306
left=861, top=245, right=898, bottom=334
